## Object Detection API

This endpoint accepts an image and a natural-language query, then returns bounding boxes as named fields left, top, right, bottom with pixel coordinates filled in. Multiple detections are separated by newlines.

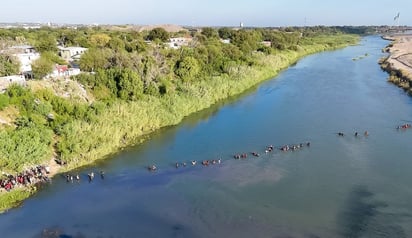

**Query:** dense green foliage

left=0, top=54, right=20, bottom=76
left=146, top=27, right=170, bottom=42
left=31, top=55, right=54, bottom=79
left=0, top=188, right=32, bottom=213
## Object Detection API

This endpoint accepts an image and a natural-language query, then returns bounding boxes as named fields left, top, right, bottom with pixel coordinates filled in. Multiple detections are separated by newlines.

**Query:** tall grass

left=0, top=189, right=32, bottom=213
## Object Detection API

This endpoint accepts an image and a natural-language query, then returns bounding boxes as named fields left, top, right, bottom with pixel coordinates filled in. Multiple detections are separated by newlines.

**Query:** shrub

left=0, top=94, right=9, bottom=110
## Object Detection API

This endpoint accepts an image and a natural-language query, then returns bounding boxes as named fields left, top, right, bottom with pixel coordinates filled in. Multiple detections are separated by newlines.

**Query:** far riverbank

left=380, top=34, right=412, bottom=92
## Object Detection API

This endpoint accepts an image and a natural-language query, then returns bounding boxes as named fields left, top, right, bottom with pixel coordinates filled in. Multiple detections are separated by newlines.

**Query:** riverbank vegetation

left=0, top=25, right=359, bottom=210
left=0, top=188, right=32, bottom=213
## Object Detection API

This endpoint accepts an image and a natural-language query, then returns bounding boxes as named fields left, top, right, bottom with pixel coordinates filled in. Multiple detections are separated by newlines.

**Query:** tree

left=218, top=27, right=233, bottom=39
left=89, top=33, right=111, bottom=48
left=201, top=27, right=219, bottom=39
left=31, top=56, right=53, bottom=79
left=79, top=48, right=112, bottom=71
left=231, top=30, right=262, bottom=54
left=0, top=54, right=20, bottom=76
left=174, top=56, right=200, bottom=81
left=34, top=33, right=58, bottom=53
left=126, top=38, right=147, bottom=53
left=57, top=28, right=78, bottom=47
left=41, top=51, right=66, bottom=65
left=146, top=28, right=169, bottom=42
left=108, top=37, right=126, bottom=52
left=117, top=68, right=144, bottom=100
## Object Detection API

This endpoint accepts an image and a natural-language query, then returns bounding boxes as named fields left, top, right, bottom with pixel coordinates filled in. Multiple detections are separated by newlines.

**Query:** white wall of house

left=220, top=39, right=231, bottom=44
left=0, top=75, right=26, bottom=93
left=15, top=52, right=40, bottom=72
left=48, top=67, right=81, bottom=78
left=166, top=37, right=192, bottom=49
left=10, top=45, right=40, bottom=73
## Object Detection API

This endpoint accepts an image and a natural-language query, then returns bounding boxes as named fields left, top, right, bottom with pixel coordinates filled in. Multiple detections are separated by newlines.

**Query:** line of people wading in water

left=147, top=124, right=410, bottom=172
left=337, top=130, right=369, bottom=137
left=3, top=124, right=411, bottom=189
left=64, top=170, right=105, bottom=183
left=147, top=141, right=312, bottom=172
left=0, top=165, right=50, bottom=192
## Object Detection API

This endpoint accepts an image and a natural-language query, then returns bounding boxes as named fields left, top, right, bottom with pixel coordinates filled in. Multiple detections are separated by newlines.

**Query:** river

left=1, top=36, right=412, bottom=238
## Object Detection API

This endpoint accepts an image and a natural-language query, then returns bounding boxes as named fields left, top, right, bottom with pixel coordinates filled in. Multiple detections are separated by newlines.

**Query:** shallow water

left=1, top=36, right=412, bottom=238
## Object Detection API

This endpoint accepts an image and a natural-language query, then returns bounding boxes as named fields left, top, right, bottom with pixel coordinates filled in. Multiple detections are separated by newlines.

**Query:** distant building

left=58, top=46, right=87, bottom=62
left=9, top=45, right=40, bottom=73
left=260, top=41, right=272, bottom=47
left=166, top=37, right=193, bottom=49
left=220, top=39, right=231, bottom=44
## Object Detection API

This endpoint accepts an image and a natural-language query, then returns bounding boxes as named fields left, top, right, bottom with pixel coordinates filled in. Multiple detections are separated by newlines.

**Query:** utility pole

left=394, top=12, right=400, bottom=29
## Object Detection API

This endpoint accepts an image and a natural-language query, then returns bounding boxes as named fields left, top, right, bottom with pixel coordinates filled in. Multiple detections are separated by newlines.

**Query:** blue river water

left=1, top=36, right=412, bottom=238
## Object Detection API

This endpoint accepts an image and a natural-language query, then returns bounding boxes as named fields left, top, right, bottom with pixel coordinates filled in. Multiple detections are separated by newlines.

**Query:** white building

left=10, top=45, right=40, bottom=73
left=58, top=46, right=87, bottom=61
left=166, top=37, right=193, bottom=49
left=0, top=75, right=26, bottom=93
left=220, top=39, right=231, bottom=44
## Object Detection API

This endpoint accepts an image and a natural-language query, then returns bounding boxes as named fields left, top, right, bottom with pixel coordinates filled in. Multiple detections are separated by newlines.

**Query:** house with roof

left=58, top=46, right=87, bottom=62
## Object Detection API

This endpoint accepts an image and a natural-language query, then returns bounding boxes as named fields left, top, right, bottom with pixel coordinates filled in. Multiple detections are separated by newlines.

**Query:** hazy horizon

left=1, top=0, right=411, bottom=27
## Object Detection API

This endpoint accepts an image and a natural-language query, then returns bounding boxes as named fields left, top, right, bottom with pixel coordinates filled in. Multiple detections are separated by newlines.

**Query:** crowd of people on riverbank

left=0, top=165, right=50, bottom=192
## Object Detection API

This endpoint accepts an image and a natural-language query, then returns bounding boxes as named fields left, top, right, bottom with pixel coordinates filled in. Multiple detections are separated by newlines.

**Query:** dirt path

left=384, top=34, right=412, bottom=75
left=47, top=157, right=61, bottom=177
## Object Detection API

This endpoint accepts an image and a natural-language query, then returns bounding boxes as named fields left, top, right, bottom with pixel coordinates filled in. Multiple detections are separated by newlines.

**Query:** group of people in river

left=0, top=165, right=50, bottom=192
left=396, top=123, right=411, bottom=130
left=147, top=142, right=311, bottom=172
left=337, top=130, right=369, bottom=137
left=146, top=125, right=412, bottom=171
left=64, top=170, right=105, bottom=183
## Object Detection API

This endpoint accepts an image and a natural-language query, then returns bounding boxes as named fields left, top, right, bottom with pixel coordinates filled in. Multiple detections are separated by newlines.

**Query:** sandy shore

left=381, top=34, right=412, bottom=85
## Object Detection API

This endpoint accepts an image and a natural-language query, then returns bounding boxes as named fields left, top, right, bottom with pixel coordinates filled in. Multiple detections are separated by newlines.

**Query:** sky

left=0, top=0, right=410, bottom=27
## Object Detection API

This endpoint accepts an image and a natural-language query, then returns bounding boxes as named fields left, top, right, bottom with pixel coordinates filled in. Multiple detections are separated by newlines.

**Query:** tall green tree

left=31, top=55, right=54, bottom=79
left=201, top=27, right=219, bottom=39
left=218, top=27, right=233, bottom=39
left=117, top=68, right=144, bottom=101
left=231, top=30, right=262, bottom=54
left=174, top=56, right=200, bottom=82
left=89, top=33, right=111, bottom=48
left=146, top=28, right=169, bottom=42
left=79, top=48, right=112, bottom=71
left=34, top=33, right=58, bottom=53
left=0, top=54, right=20, bottom=76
